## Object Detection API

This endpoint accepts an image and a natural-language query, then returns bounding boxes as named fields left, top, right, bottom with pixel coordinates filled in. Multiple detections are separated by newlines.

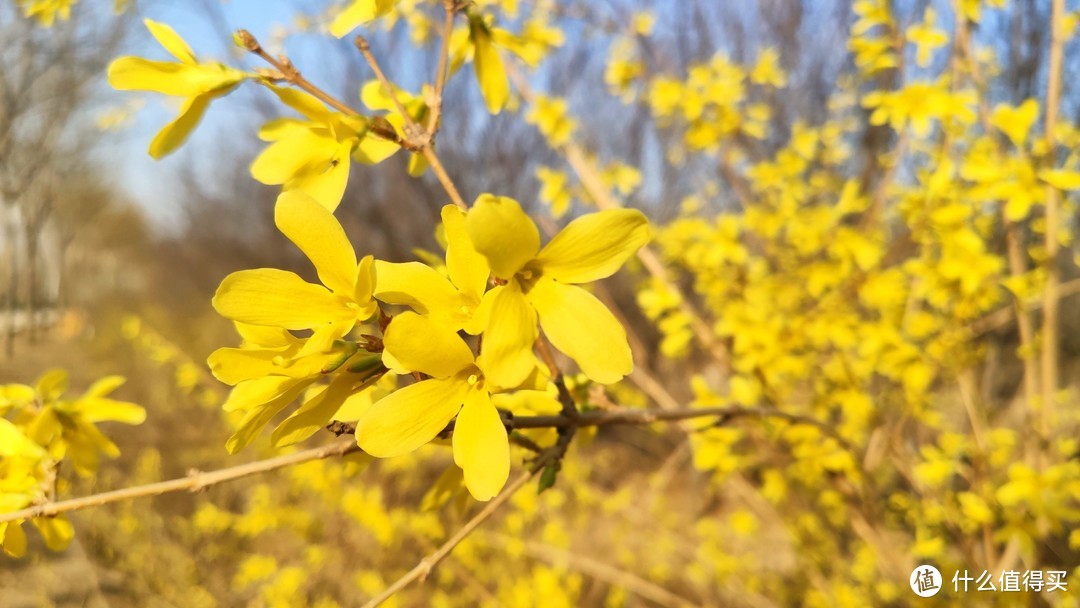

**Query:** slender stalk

left=953, top=3, right=1042, bottom=442
left=425, top=0, right=459, bottom=136
left=0, top=441, right=359, bottom=524
left=359, top=449, right=556, bottom=608
left=1040, top=0, right=1066, bottom=435
left=0, top=404, right=841, bottom=525
left=354, top=35, right=469, bottom=211
left=235, top=30, right=402, bottom=145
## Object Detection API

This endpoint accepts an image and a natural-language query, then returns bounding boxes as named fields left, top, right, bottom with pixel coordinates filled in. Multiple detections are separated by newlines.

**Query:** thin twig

left=354, top=34, right=469, bottom=211
left=0, top=441, right=359, bottom=524
left=1040, top=0, right=1066, bottom=436
left=1, top=404, right=842, bottom=525
left=235, top=30, right=402, bottom=145
left=426, top=0, right=459, bottom=137
left=359, top=448, right=559, bottom=608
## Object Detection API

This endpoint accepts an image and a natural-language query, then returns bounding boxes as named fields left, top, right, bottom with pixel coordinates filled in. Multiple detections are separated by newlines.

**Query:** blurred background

left=3, top=0, right=1080, bottom=606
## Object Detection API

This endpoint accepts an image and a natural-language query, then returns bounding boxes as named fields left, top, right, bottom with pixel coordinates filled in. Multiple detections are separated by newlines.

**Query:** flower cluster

left=0, top=370, right=145, bottom=556
left=209, top=192, right=649, bottom=499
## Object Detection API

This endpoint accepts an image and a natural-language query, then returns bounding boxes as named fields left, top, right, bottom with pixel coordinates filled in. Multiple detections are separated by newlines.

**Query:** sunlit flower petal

left=442, top=205, right=490, bottom=299
left=212, top=268, right=354, bottom=329
left=453, top=389, right=509, bottom=501
left=528, top=278, right=632, bottom=384
left=382, top=312, right=475, bottom=378
left=533, top=208, right=650, bottom=284
left=356, top=377, right=468, bottom=457
left=465, top=194, right=540, bottom=279
left=478, top=284, right=538, bottom=389
left=274, top=191, right=358, bottom=295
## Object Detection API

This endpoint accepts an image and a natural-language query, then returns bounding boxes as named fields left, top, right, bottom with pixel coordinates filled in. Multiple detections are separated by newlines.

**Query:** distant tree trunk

left=25, top=233, right=38, bottom=343
left=5, top=206, right=18, bottom=358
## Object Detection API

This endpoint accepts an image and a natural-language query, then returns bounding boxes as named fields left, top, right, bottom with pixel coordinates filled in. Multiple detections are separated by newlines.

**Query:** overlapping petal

left=533, top=208, right=650, bottom=283
left=383, top=312, right=475, bottom=378
left=355, top=377, right=468, bottom=458
left=453, top=389, right=509, bottom=501
left=442, top=205, right=489, bottom=299
left=528, top=278, right=632, bottom=384
left=274, top=191, right=358, bottom=295
left=465, top=195, right=540, bottom=279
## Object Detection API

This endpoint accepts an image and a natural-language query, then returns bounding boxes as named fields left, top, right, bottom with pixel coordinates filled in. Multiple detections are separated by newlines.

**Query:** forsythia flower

left=374, top=205, right=490, bottom=333
left=108, top=19, right=249, bottom=158
left=252, top=87, right=378, bottom=211
left=329, top=0, right=398, bottom=38
left=18, top=370, right=146, bottom=476
left=465, top=195, right=649, bottom=386
left=212, top=191, right=377, bottom=352
left=16, top=0, right=77, bottom=26
left=356, top=313, right=510, bottom=500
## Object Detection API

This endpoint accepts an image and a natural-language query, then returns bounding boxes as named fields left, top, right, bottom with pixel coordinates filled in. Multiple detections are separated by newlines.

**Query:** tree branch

left=359, top=447, right=559, bottom=608
left=0, top=441, right=359, bottom=524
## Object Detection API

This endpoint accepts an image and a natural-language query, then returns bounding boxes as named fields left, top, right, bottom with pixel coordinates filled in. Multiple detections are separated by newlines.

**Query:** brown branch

left=1040, top=0, right=1066, bottom=436
left=0, top=441, right=359, bottom=525
left=425, top=0, right=459, bottom=137
left=359, top=447, right=559, bottom=608
left=234, top=30, right=402, bottom=145
left=354, top=35, right=468, bottom=211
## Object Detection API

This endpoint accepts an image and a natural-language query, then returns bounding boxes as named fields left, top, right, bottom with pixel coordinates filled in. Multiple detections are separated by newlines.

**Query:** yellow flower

left=16, top=0, right=77, bottom=26
left=465, top=195, right=649, bottom=386
left=212, top=191, right=378, bottom=353
left=251, top=87, right=376, bottom=211
left=356, top=313, right=509, bottom=500
left=18, top=370, right=145, bottom=477
left=208, top=322, right=376, bottom=453
left=108, top=19, right=249, bottom=158
left=374, top=205, right=490, bottom=332
left=906, top=8, right=948, bottom=68
left=329, top=0, right=397, bottom=38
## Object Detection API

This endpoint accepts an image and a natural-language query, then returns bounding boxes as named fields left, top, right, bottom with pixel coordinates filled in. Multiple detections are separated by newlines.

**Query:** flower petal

left=272, top=372, right=358, bottom=447
left=374, top=261, right=459, bottom=318
left=283, top=140, right=353, bottom=212
left=274, top=191, right=358, bottom=295
left=453, top=389, right=509, bottom=501
left=144, top=19, right=196, bottom=64
left=442, top=205, right=489, bottom=299
left=76, top=398, right=146, bottom=425
left=471, top=19, right=509, bottom=114
left=529, top=278, right=632, bottom=384
left=465, top=195, right=539, bottom=279
left=222, top=376, right=302, bottom=412
left=251, top=127, right=330, bottom=185
left=383, top=312, right=474, bottom=378
left=478, top=284, right=537, bottom=389
left=108, top=57, right=208, bottom=97
left=226, top=380, right=313, bottom=453
left=356, top=377, right=467, bottom=457
left=148, top=93, right=213, bottom=159
left=534, top=209, right=650, bottom=283
left=213, top=268, right=354, bottom=329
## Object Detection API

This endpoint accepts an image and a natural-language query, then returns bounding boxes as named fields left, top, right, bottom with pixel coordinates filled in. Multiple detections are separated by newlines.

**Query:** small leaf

left=537, top=462, right=560, bottom=493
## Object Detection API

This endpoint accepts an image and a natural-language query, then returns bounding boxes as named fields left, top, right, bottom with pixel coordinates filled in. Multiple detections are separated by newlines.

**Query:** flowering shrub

left=5, top=0, right=1080, bottom=606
